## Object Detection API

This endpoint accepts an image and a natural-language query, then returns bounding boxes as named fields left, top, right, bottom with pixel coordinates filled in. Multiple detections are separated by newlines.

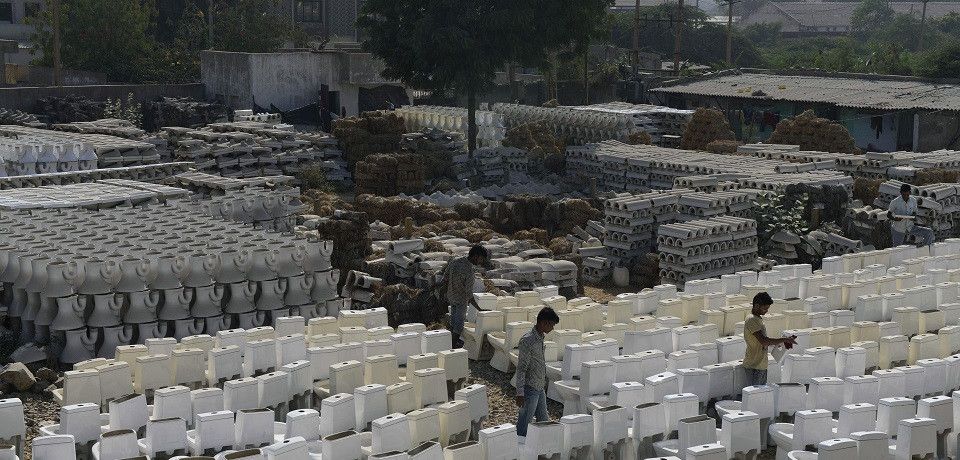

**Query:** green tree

left=209, top=0, right=305, bottom=52
left=30, top=0, right=159, bottom=82
left=358, top=0, right=610, bottom=152
left=852, top=0, right=895, bottom=37
left=914, top=40, right=960, bottom=77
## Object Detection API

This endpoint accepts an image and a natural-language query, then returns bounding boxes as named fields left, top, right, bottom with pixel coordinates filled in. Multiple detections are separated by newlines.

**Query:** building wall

left=917, top=111, right=960, bottom=152
left=201, top=50, right=397, bottom=117
left=200, top=51, right=255, bottom=109
left=246, top=52, right=335, bottom=111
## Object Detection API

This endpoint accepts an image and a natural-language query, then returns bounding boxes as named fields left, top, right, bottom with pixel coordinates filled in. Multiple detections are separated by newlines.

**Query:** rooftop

left=650, top=68, right=960, bottom=112
left=747, top=1, right=960, bottom=28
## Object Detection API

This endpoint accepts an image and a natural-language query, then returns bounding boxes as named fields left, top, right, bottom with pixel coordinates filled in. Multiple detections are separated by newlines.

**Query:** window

left=0, top=3, right=12, bottom=23
left=295, top=0, right=324, bottom=23
left=24, top=2, right=41, bottom=19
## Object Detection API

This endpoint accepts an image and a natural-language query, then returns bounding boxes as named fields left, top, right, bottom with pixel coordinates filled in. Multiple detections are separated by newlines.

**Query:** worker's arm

left=754, top=330, right=797, bottom=348
left=514, top=337, right=530, bottom=404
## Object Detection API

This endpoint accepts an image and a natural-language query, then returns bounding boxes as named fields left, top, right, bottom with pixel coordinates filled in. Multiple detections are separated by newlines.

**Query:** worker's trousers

left=891, top=225, right=935, bottom=247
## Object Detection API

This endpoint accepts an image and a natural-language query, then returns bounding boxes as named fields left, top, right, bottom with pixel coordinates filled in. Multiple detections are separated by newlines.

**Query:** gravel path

left=465, top=359, right=563, bottom=427
left=10, top=391, right=60, bottom=460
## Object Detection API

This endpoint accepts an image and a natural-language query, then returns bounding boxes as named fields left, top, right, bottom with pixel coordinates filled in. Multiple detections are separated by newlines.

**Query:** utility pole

left=207, top=0, right=214, bottom=47
left=918, top=0, right=930, bottom=51
left=51, top=0, right=61, bottom=86
left=724, top=0, right=741, bottom=66
left=674, top=0, right=684, bottom=76
left=633, top=0, right=641, bottom=69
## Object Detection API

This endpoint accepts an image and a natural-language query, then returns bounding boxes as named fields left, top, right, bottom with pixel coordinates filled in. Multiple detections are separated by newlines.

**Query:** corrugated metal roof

left=651, top=70, right=960, bottom=112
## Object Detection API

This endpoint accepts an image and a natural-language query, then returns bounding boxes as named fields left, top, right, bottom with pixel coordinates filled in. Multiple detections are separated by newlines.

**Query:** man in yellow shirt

left=743, top=292, right=797, bottom=386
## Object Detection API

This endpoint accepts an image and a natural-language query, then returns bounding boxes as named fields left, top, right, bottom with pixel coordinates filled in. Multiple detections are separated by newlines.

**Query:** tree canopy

left=30, top=0, right=303, bottom=83
left=359, top=0, right=611, bottom=152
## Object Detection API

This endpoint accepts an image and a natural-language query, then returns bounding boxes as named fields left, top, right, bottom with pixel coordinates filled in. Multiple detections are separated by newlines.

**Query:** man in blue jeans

left=514, top=306, right=560, bottom=438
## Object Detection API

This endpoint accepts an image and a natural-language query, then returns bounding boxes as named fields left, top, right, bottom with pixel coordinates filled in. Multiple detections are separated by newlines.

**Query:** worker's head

left=468, top=244, right=491, bottom=269
left=901, top=183, right=912, bottom=200
left=535, top=306, right=560, bottom=334
left=752, top=292, right=773, bottom=316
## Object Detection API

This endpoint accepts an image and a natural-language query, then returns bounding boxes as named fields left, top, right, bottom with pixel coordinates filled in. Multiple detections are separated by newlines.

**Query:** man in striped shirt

left=514, top=306, right=560, bottom=438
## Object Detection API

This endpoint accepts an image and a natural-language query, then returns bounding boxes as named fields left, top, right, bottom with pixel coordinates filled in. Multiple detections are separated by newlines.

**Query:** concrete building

left=649, top=68, right=960, bottom=152
left=740, top=0, right=960, bottom=36
left=201, top=49, right=404, bottom=120
left=0, top=0, right=42, bottom=65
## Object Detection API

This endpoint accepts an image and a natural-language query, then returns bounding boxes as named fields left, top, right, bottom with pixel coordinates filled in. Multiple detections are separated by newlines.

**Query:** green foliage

left=30, top=0, right=157, bottom=82
left=753, top=193, right=809, bottom=241
left=358, top=0, right=611, bottom=150
left=103, top=93, right=144, bottom=127
left=852, top=0, right=895, bottom=37
left=914, top=40, right=960, bottom=78
left=607, top=8, right=764, bottom=69
left=29, top=0, right=303, bottom=83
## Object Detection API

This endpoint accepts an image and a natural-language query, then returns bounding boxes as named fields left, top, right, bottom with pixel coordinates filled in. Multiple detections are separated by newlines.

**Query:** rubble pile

left=164, top=123, right=349, bottom=182
left=485, top=195, right=601, bottom=236
left=706, top=139, right=743, bottom=154
left=768, top=110, right=858, bottom=154
left=399, top=128, right=464, bottom=182
left=679, top=108, right=736, bottom=151
left=332, top=111, right=406, bottom=166
left=657, top=216, right=759, bottom=284
left=354, top=153, right=426, bottom=196
left=395, top=105, right=505, bottom=147
left=143, top=97, right=229, bottom=131
left=35, top=95, right=105, bottom=123
left=492, top=103, right=637, bottom=145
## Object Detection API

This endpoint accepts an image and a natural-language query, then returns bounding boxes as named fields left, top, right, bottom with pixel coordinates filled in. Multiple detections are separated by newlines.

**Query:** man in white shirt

left=888, top=183, right=935, bottom=247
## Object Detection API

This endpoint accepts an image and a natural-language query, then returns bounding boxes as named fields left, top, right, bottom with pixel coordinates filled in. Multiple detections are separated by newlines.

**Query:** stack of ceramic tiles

left=233, top=109, right=281, bottom=124
left=453, top=147, right=529, bottom=186
left=603, top=190, right=689, bottom=265
left=168, top=171, right=297, bottom=196
left=675, top=190, right=754, bottom=222
left=164, top=123, right=348, bottom=182
left=657, top=216, right=759, bottom=284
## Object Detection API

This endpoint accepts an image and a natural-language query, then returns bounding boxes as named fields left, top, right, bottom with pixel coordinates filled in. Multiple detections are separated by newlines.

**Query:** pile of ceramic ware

left=0, top=162, right=192, bottom=189
left=395, top=105, right=506, bottom=148
left=0, top=125, right=164, bottom=169
left=491, top=103, right=638, bottom=145
left=567, top=102, right=693, bottom=145
left=453, top=147, right=529, bottom=185
left=656, top=216, right=759, bottom=284
left=0, top=180, right=190, bottom=210
left=0, top=203, right=338, bottom=364
left=163, top=122, right=348, bottom=182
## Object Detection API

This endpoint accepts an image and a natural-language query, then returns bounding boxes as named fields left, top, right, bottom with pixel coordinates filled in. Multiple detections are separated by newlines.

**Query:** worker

left=514, top=306, right=560, bottom=439
left=743, top=292, right=797, bottom=387
left=443, top=244, right=491, bottom=348
left=888, top=183, right=935, bottom=248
